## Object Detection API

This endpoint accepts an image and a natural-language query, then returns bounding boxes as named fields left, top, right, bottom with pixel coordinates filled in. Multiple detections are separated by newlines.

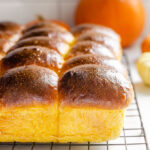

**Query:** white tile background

left=0, top=0, right=79, bottom=26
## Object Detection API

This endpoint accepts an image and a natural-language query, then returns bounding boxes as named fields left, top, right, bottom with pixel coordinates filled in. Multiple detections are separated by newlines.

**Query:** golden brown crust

left=61, top=54, right=128, bottom=77
left=0, top=31, right=20, bottom=42
left=0, top=65, right=58, bottom=107
left=71, top=24, right=120, bottom=41
left=76, top=32, right=122, bottom=60
left=0, top=21, right=133, bottom=110
left=58, top=65, right=133, bottom=109
left=21, top=28, right=74, bottom=43
left=0, top=39, right=14, bottom=54
left=0, top=22, right=23, bottom=56
left=1, top=46, right=64, bottom=73
left=23, top=21, right=67, bottom=34
left=65, top=41, right=115, bottom=60
left=0, top=21, right=23, bottom=33
left=10, top=36, right=70, bottom=55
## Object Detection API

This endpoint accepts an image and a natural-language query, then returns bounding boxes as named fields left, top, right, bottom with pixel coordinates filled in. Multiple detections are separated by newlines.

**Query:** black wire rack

left=0, top=53, right=149, bottom=150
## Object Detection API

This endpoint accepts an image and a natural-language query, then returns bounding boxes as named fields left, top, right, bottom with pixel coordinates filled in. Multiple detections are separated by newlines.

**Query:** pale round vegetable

left=137, top=52, right=150, bottom=86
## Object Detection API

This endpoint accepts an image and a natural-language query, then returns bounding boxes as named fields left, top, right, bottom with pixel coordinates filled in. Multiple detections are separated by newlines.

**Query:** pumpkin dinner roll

left=71, top=23, right=120, bottom=41
left=0, top=65, right=58, bottom=142
left=58, top=23, right=132, bottom=143
left=8, top=20, right=74, bottom=57
left=0, top=40, right=14, bottom=59
left=23, top=20, right=68, bottom=33
left=58, top=64, right=134, bottom=143
left=21, top=28, right=74, bottom=44
left=0, top=19, right=72, bottom=142
left=61, top=54, right=128, bottom=77
left=65, top=41, right=115, bottom=60
left=0, top=21, right=22, bottom=33
left=0, top=46, right=64, bottom=74
left=10, top=37, right=70, bottom=56
left=76, top=33, right=122, bottom=60
left=71, top=24, right=122, bottom=60
left=0, top=21, right=23, bottom=59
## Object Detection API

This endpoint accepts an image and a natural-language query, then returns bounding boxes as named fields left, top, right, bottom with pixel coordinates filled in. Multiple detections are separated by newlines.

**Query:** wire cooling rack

left=0, top=54, right=149, bottom=150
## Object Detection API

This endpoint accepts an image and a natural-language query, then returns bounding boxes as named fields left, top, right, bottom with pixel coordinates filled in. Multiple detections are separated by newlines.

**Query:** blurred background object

left=141, top=34, right=150, bottom=53
left=136, top=34, right=150, bottom=86
left=137, top=52, right=150, bottom=86
left=75, top=0, right=145, bottom=48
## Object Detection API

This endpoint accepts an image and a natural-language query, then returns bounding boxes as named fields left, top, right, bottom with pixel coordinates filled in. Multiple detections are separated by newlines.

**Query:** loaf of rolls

left=0, top=20, right=134, bottom=143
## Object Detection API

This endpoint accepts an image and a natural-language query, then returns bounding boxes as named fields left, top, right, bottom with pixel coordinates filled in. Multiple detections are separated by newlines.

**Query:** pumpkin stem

left=36, top=14, right=45, bottom=21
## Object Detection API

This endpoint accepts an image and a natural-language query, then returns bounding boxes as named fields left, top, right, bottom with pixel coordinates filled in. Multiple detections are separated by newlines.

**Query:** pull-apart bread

left=0, top=21, right=133, bottom=143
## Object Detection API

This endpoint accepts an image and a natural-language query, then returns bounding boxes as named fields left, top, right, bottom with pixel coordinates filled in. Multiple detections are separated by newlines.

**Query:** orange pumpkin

left=75, top=0, right=145, bottom=47
left=141, top=35, right=150, bottom=53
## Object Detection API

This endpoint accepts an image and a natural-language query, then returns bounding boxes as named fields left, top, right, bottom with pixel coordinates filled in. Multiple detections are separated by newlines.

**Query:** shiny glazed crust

left=0, top=65, right=58, bottom=107
left=1, top=46, right=63, bottom=73
left=10, top=36, right=70, bottom=55
left=0, top=22, right=23, bottom=56
left=71, top=23, right=120, bottom=41
left=0, top=39, right=14, bottom=54
left=23, top=21, right=67, bottom=33
left=0, top=21, right=23, bottom=33
left=0, top=21, right=133, bottom=109
left=61, top=54, right=128, bottom=76
left=21, top=28, right=74, bottom=43
left=0, top=31, right=20, bottom=42
left=76, top=32, right=122, bottom=60
left=65, top=41, right=115, bottom=60
left=59, top=65, right=133, bottom=109
left=71, top=24, right=122, bottom=60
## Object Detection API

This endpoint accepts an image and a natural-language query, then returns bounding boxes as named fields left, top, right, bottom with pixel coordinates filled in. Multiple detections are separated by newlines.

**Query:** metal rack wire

left=0, top=54, right=149, bottom=150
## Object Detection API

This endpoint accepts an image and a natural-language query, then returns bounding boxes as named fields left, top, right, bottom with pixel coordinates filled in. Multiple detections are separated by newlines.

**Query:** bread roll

left=10, top=36, right=70, bottom=55
left=59, top=65, right=133, bottom=109
left=71, top=24, right=122, bottom=60
left=0, top=21, right=133, bottom=143
left=23, top=21, right=67, bottom=33
left=0, top=40, right=14, bottom=57
left=0, top=22, right=23, bottom=59
left=0, top=65, right=58, bottom=106
left=0, top=65, right=58, bottom=142
left=57, top=24, right=133, bottom=143
left=76, top=32, right=122, bottom=60
left=71, top=23, right=120, bottom=41
left=58, top=65, right=133, bottom=142
left=1, top=46, right=64, bottom=74
left=0, top=31, right=20, bottom=42
left=61, top=54, right=128, bottom=77
left=65, top=41, right=115, bottom=60
left=21, top=28, right=74, bottom=44
left=0, top=20, right=67, bottom=142
left=0, top=21, right=22, bottom=33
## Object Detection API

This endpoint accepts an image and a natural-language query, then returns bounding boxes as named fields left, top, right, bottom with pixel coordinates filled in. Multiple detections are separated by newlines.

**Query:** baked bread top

left=1, top=46, right=64, bottom=73
left=0, top=65, right=58, bottom=107
left=0, top=21, right=133, bottom=109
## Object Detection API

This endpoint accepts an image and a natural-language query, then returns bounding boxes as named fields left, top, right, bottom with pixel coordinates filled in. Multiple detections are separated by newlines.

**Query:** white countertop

left=125, top=41, right=150, bottom=147
left=124, top=1, right=150, bottom=145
